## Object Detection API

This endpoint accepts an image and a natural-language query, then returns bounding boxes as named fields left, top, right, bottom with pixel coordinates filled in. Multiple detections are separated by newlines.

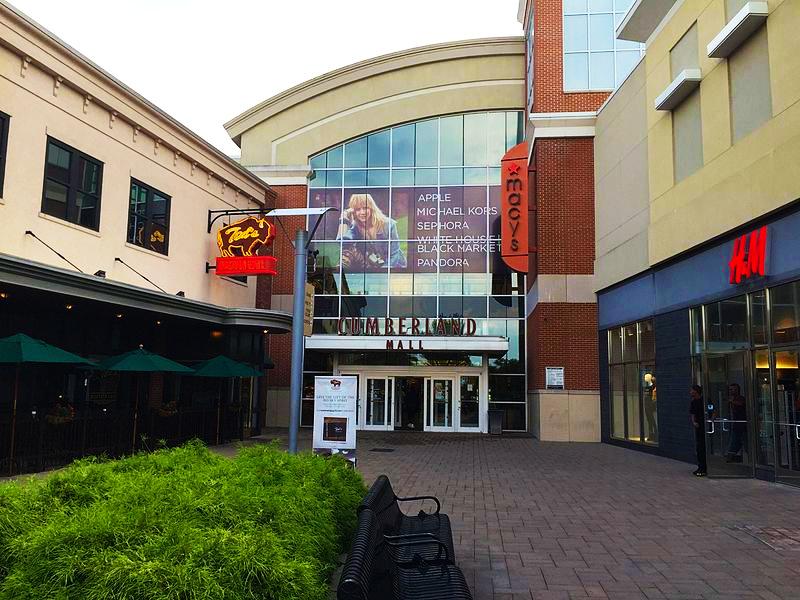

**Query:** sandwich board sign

left=313, top=375, right=357, bottom=465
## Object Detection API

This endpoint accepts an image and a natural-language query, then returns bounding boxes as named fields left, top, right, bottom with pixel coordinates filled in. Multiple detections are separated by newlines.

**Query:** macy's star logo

left=507, top=163, right=521, bottom=176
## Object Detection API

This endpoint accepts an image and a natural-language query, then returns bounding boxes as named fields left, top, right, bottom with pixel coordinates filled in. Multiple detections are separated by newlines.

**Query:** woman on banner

left=337, top=193, right=407, bottom=268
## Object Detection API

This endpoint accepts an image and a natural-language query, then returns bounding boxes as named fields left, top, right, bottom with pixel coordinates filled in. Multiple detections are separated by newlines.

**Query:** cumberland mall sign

left=337, top=317, right=477, bottom=351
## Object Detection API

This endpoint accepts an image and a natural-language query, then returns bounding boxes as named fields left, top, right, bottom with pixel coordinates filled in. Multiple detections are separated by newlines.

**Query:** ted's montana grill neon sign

left=729, top=226, right=768, bottom=284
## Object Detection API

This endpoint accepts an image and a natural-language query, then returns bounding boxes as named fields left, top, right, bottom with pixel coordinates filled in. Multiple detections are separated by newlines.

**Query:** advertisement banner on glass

left=313, top=376, right=357, bottom=464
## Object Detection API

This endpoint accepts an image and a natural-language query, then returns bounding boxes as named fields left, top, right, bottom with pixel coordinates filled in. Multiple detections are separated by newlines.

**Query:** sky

left=10, top=0, right=523, bottom=156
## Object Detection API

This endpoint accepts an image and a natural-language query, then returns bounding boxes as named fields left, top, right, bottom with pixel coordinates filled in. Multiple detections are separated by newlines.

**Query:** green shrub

left=0, top=441, right=366, bottom=600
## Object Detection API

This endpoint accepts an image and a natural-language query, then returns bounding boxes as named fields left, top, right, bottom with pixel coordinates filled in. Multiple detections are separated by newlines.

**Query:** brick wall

left=533, top=137, right=595, bottom=275
left=531, top=0, right=611, bottom=114
left=527, top=302, right=599, bottom=391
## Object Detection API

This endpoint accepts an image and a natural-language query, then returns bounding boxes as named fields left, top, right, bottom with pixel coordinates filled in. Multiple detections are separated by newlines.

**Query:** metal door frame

left=702, top=350, right=756, bottom=478
left=770, top=346, right=800, bottom=485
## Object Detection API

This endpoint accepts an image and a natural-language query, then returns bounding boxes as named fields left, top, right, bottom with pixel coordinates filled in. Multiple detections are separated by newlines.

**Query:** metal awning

left=306, top=335, right=509, bottom=355
left=0, top=253, right=292, bottom=332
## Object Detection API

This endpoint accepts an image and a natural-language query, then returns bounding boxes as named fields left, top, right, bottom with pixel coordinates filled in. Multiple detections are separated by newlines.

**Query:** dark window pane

left=488, top=375, right=526, bottom=403
left=611, top=364, right=625, bottom=438
left=367, top=131, right=390, bottom=167
left=341, top=296, right=387, bottom=318
left=308, top=242, right=340, bottom=295
left=304, top=350, right=334, bottom=371
left=640, top=320, right=655, bottom=361
left=78, top=158, right=99, bottom=193
left=463, top=297, right=487, bottom=318
left=623, top=324, right=638, bottom=362
left=344, top=137, right=367, bottom=168
left=76, top=192, right=97, bottom=228
left=310, top=154, right=326, bottom=171
left=770, top=282, right=800, bottom=345
left=313, top=296, right=338, bottom=318
left=489, top=402, right=526, bottom=431
left=751, top=290, right=768, bottom=345
left=312, top=319, right=339, bottom=334
left=42, top=180, right=68, bottom=219
left=413, top=296, right=437, bottom=317
left=438, top=297, right=462, bottom=318
left=489, top=296, right=523, bottom=318
left=706, top=296, right=749, bottom=350
left=389, top=296, right=413, bottom=317
left=391, top=124, right=414, bottom=167
left=609, top=328, right=623, bottom=363
left=343, top=170, right=367, bottom=187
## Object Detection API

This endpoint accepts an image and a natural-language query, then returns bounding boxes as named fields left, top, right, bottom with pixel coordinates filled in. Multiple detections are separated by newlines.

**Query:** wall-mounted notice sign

left=545, top=367, right=564, bottom=390
left=313, top=376, right=357, bottom=465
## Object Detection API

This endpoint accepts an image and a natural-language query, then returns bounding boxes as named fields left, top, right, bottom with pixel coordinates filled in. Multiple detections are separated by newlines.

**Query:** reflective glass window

left=706, top=296, right=749, bottom=350
left=563, top=0, right=644, bottom=92
left=344, top=137, right=367, bottom=168
left=770, top=281, right=800, bottom=345
left=751, top=290, right=768, bottom=345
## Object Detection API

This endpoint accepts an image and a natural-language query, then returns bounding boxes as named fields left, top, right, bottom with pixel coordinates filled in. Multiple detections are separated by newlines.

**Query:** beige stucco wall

left=645, top=0, right=800, bottom=265
left=594, top=59, right=650, bottom=292
left=0, top=6, right=270, bottom=308
left=530, top=391, right=600, bottom=442
left=226, top=38, right=525, bottom=167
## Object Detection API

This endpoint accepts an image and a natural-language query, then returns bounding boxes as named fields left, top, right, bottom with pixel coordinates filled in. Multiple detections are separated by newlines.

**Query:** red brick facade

left=532, top=137, right=595, bottom=275
left=527, top=303, right=599, bottom=391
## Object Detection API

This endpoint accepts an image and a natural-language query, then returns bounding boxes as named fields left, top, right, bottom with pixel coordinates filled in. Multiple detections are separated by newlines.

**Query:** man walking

left=690, top=385, right=707, bottom=476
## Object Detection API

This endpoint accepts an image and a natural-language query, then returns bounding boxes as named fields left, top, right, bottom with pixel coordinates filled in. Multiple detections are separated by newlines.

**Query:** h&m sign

left=729, top=226, right=768, bottom=284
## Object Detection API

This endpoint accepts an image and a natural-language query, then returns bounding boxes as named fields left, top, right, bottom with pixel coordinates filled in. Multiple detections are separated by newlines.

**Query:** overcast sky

left=10, top=0, right=523, bottom=156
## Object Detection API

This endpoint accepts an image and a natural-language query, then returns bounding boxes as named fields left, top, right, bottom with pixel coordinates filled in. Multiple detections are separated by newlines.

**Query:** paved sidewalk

left=354, top=432, right=800, bottom=600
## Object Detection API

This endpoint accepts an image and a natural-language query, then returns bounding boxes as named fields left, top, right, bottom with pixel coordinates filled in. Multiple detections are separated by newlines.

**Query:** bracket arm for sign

left=207, top=209, right=267, bottom=233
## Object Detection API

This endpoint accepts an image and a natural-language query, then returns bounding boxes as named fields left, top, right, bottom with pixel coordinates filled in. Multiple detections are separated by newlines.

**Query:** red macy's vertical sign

left=500, top=142, right=529, bottom=273
left=729, top=226, right=768, bottom=284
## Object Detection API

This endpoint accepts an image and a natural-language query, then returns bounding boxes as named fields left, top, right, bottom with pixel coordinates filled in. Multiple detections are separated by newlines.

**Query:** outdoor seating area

left=338, top=474, right=472, bottom=600
left=0, top=334, right=264, bottom=475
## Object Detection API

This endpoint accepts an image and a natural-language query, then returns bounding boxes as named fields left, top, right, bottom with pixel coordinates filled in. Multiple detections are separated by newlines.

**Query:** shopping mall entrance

left=700, top=348, right=800, bottom=486
left=340, top=368, right=485, bottom=433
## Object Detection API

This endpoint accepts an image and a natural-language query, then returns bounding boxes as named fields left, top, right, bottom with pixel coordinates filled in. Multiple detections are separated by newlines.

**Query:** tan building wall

left=594, top=60, right=650, bottom=292
left=645, top=0, right=800, bottom=265
left=0, top=2, right=271, bottom=308
left=225, top=38, right=525, bottom=168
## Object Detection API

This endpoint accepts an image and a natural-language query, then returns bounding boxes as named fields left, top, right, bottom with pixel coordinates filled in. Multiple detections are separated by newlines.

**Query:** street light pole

left=287, top=228, right=308, bottom=454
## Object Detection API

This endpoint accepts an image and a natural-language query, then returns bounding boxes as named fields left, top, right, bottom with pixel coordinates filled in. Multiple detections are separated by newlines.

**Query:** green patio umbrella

left=191, top=355, right=262, bottom=444
left=96, top=345, right=193, bottom=450
left=191, top=355, right=263, bottom=378
left=0, top=334, right=94, bottom=475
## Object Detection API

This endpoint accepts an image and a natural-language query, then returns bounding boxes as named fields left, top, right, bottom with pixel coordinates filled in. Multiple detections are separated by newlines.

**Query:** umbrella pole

left=131, top=376, right=140, bottom=453
left=8, top=365, right=19, bottom=477
left=215, top=380, right=222, bottom=446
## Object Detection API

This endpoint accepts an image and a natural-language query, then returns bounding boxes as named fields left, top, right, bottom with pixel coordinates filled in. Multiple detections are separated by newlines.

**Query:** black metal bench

left=338, top=507, right=472, bottom=600
left=357, top=474, right=455, bottom=564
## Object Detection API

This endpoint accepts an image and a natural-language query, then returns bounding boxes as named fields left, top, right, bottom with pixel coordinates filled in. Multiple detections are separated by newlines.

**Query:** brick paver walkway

left=353, top=432, right=800, bottom=600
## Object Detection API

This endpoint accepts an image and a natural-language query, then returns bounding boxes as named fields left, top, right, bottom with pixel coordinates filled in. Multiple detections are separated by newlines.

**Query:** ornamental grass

left=0, top=441, right=366, bottom=600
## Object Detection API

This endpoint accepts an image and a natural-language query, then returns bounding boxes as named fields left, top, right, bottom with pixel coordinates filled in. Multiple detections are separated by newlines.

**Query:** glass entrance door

left=364, top=377, right=393, bottom=431
left=458, top=375, right=480, bottom=432
left=426, top=377, right=455, bottom=432
left=704, top=352, right=754, bottom=477
left=773, top=349, right=800, bottom=486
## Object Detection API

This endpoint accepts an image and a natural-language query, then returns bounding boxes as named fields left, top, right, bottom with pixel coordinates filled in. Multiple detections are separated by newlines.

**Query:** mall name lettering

left=337, top=317, right=477, bottom=351
left=729, top=226, right=768, bottom=284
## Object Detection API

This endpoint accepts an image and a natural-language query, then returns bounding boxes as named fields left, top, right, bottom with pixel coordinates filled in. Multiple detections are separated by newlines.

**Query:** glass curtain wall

left=607, top=319, right=657, bottom=445
left=305, top=111, right=527, bottom=430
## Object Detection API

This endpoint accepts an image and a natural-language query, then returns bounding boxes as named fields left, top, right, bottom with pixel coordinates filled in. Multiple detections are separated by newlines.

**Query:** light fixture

left=156, top=320, right=162, bottom=326
left=94, top=270, right=106, bottom=278
left=263, top=329, right=269, bottom=334
left=0, top=292, right=8, bottom=299
left=115, top=313, right=123, bottom=319
left=210, top=330, right=224, bottom=339
left=65, top=304, right=73, bottom=310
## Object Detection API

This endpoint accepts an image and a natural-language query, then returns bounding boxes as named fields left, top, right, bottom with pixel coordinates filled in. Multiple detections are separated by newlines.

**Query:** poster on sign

left=313, top=376, right=357, bottom=465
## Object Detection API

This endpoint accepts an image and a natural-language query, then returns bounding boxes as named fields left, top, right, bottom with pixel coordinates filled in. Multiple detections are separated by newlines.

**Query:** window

left=563, top=0, right=644, bottom=91
left=526, top=16, right=535, bottom=111
left=42, top=138, right=103, bottom=230
left=607, top=319, right=658, bottom=445
left=0, top=111, right=8, bottom=198
left=729, top=27, right=772, bottom=143
left=670, top=24, right=703, bottom=182
left=127, top=179, right=170, bottom=255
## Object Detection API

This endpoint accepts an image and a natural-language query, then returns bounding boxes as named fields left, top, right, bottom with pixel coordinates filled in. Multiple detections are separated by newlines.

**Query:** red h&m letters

left=729, top=226, right=768, bottom=284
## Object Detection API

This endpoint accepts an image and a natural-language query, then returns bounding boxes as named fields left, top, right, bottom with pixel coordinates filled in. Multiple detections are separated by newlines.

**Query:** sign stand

left=312, top=375, right=357, bottom=465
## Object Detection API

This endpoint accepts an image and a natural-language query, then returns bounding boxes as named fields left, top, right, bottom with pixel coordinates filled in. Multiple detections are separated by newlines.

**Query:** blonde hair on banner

left=347, top=193, right=389, bottom=239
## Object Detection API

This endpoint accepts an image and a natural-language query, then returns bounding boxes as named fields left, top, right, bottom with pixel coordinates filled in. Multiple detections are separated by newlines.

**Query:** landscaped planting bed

left=0, top=441, right=365, bottom=599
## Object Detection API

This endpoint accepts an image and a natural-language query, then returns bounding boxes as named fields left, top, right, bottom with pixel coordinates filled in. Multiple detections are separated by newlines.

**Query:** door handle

left=706, top=421, right=715, bottom=435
